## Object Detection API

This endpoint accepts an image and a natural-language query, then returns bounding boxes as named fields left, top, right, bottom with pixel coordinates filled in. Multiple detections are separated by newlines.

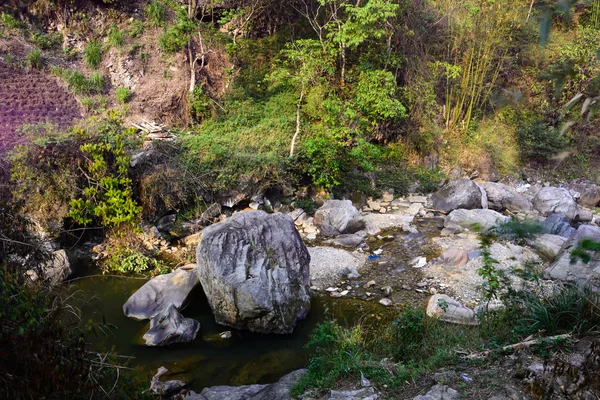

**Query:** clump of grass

left=115, top=87, right=132, bottom=104
left=26, top=49, right=43, bottom=69
left=108, top=23, right=125, bottom=48
left=129, top=20, right=145, bottom=38
left=83, top=40, right=102, bottom=69
left=146, top=1, right=167, bottom=27
left=54, top=68, right=104, bottom=95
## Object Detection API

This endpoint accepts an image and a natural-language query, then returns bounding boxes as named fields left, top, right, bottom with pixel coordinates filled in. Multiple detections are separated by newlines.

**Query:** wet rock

left=444, top=209, right=509, bottom=232
left=413, top=384, right=458, bottom=400
left=534, top=234, right=567, bottom=261
left=149, top=366, right=186, bottom=397
left=542, top=213, right=576, bottom=238
left=426, top=294, right=479, bottom=326
left=143, top=304, right=200, bottom=346
left=363, top=213, right=414, bottom=235
left=325, top=234, right=365, bottom=248
left=156, top=214, right=176, bottom=232
left=329, top=387, right=377, bottom=400
left=533, top=187, right=579, bottom=220
left=314, top=200, right=365, bottom=237
left=544, top=224, right=600, bottom=286
left=438, top=248, right=469, bottom=267
left=432, top=178, right=486, bottom=213
left=570, top=181, right=600, bottom=207
left=196, top=211, right=311, bottom=334
left=309, top=246, right=367, bottom=288
left=123, top=268, right=199, bottom=320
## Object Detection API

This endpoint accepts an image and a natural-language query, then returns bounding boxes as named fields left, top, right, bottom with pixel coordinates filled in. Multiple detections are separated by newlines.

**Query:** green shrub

left=1, top=12, right=22, bottom=29
left=189, top=84, right=211, bottom=121
left=55, top=69, right=104, bottom=94
left=83, top=40, right=102, bottom=69
left=129, top=20, right=145, bottom=38
left=108, top=23, right=125, bottom=48
left=146, top=1, right=167, bottom=27
left=158, top=11, right=196, bottom=53
left=30, top=31, right=63, bottom=49
left=295, top=199, right=317, bottom=215
left=516, top=119, right=566, bottom=162
left=26, top=49, right=43, bottom=69
left=115, top=87, right=132, bottom=104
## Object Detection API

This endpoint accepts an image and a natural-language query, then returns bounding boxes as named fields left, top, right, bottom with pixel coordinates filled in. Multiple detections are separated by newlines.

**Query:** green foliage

left=26, top=49, right=43, bottom=69
left=30, top=31, right=62, bottom=49
left=115, top=87, right=132, bottom=104
left=146, top=0, right=168, bottom=27
left=1, top=12, right=23, bottom=29
left=83, top=40, right=102, bottom=69
left=108, top=23, right=125, bottom=48
left=354, top=69, right=406, bottom=123
left=515, top=118, right=566, bottom=162
left=570, top=239, right=600, bottom=264
left=129, top=20, right=145, bottom=38
left=53, top=68, right=104, bottom=94
left=104, top=246, right=161, bottom=274
left=158, top=11, right=195, bottom=53
left=189, top=84, right=211, bottom=121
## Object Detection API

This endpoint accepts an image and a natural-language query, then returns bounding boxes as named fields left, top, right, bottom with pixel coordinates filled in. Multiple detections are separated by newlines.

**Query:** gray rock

left=534, top=234, right=567, bottom=261
left=325, top=234, right=365, bottom=248
left=544, top=224, right=600, bottom=286
left=444, top=209, right=509, bottom=232
left=143, top=304, right=200, bottom=346
left=542, top=213, right=575, bottom=238
left=578, top=207, right=594, bottom=222
left=196, top=211, right=311, bottom=334
left=479, top=182, right=514, bottom=210
left=123, top=268, right=200, bottom=320
left=314, top=200, right=365, bottom=236
left=533, top=187, right=579, bottom=220
left=149, top=366, right=187, bottom=397
left=329, top=387, right=377, bottom=400
left=413, top=384, right=458, bottom=400
left=28, top=249, right=72, bottom=286
left=432, top=178, right=485, bottom=213
left=363, top=213, right=414, bottom=235
left=184, top=369, right=305, bottom=400
left=157, top=214, right=176, bottom=232
left=308, top=247, right=366, bottom=288
left=570, top=182, right=600, bottom=207
left=426, top=294, right=479, bottom=326
left=503, top=195, right=534, bottom=213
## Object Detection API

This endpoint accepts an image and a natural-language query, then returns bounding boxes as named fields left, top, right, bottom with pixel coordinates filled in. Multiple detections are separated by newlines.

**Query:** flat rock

left=426, top=294, right=479, bottom=326
left=363, top=213, right=414, bottom=235
left=123, top=268, right=199, bottom=320
left=314, top=200, right=365, bottom=237
left=432, top=178, right=486, bottom=213
left=308, top=246, right=367, bottom=287
left=413, top=384, right=458, bottom=400
left=325, top=234, right=365, bottom=248
left=329, top=387, right=377, bottom=400
left=444, top=209, right=509, bottom=232
left=534, top=234, right=567, bottom=261
left=438, top=248, right=469, bottom=267
left=143, top=304, right=200, bottom=346
left=196, top=211, right=311, bottom=334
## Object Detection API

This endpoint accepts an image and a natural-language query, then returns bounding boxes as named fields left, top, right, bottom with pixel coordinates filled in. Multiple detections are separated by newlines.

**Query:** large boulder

left=426, top=294, right=479, bottom=326
left=432, top=178, right=486, bottom=213
left=544, top=224, right=600, bottom=286
left=196, top=211, right=311, bottom=334
left=143, top=304, right=201, bottom=346
left=542, top=213, right=576, bottom=238
left=534, top=234, right=567, bottom=261
left=444, top=209, right=509, bottom=232
left=478, top=182, right=534, bottom=214
left=314, top=200, right=365, bottom=236
left=533, top=187, right=579, bottom=220
left=123, top=267, right=200, bottom=320
left=570, top=182, right=600, bottom=207
left=26, top=249, right=72, bottom=286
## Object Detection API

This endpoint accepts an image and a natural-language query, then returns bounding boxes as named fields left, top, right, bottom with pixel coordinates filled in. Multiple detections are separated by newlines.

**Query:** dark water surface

left=63, top=274, right=386, bottom=392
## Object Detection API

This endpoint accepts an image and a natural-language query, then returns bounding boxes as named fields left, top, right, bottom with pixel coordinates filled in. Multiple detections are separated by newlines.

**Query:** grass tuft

left=83, top=40, right=102, bottom=69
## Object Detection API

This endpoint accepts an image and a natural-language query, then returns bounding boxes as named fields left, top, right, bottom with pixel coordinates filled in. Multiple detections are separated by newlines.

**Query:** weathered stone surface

left=27, top=249, right=72, bottom=286
left=123, top=268, right=199, bottom=320
left=308, top=246, right=367, bottom=287
left=156, top=214, right=176, bottom=232
left=544, top=224, right=600, bottom=286
left=503, top=195, right=534, bottom=213
left=534, top=234, right=567, bottom=261
left=479, top=182, right=514, bottom=210
left=149, top=366, right=187, bottom=397
left=444, top=209, right=509, bottom=232
left=329, top=387, right=378, bottom=400
left=426, top=294, right=479, bottom=326
left=432, top=178, right=485, bottom=213
left=143, top=305, right=200, bottom=346
left=324, top=234, right=365, bottom=248
left=542, top=213, right=576, bottom=238
left=363, top=213, right=414, bottom=235
left=183, top=369, right=305, bottom=400
left=438, top=248, right=469, bottom=267
left=570, top=182, right=600, bottom=207
left=314, top=200, right=365, bottom=237
left=533, top=187, right=579, bottom=220
left=196, top=211, right=311, bottom=334
left=413, top=384, right=458, bottom=400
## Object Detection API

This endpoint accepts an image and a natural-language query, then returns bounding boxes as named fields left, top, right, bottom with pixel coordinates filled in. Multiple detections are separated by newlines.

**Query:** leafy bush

left=53, top=68, right=104, bottom=94
left=516, top=119, right=566, bottom=163
left=189, top=84, right=211, bottom=121
left=115, top=87, right=132, bottom=104
left=108, top=23, right=125, bottom=48
left=158, top=10, right=195, bottom=53
left=26, top=49, right=43, bottom=69
left=0, top=12, right=22, bottom=29
left=83, top=40, right=102, bottom=69
left=295, top=199, right=317, bottom=215
left=129, top=20, right=145, bottom=38
left=146, top=0, right=167, bottom=27
left=30, top=31, right=62, bottom=49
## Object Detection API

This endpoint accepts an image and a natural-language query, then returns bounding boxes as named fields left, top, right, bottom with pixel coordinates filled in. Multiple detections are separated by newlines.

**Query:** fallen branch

left=466, top=333, right=572, bottom=359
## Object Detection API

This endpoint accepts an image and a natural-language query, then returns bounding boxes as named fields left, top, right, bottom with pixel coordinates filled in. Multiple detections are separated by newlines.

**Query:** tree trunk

left=290, top=85, right=305, bottom=157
